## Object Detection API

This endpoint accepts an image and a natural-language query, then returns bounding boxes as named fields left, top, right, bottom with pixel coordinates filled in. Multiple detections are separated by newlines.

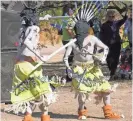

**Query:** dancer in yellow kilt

left=63, top=20, right=123, bottom=120
left=8, top=25, right=64, bottom=121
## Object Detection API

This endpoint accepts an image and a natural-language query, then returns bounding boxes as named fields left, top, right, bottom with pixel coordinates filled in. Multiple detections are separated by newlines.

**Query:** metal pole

left=39, top=16, right=72, bottom=20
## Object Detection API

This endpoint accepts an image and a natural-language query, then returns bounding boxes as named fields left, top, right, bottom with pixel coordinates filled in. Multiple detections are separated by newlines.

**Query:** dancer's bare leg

left=78, top=92, right=88, bottom=120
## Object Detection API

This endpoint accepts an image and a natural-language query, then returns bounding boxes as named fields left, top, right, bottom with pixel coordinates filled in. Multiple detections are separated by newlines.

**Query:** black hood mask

left=74, top=20, right=90, bottom=49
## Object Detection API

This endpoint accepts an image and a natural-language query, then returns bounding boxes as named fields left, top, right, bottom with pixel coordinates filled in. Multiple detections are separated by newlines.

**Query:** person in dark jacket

left=100, top=10, right=127, bottom=80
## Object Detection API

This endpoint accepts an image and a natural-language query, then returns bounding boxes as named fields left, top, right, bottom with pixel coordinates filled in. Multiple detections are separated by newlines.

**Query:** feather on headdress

left=68, top=1, right=109, bottom=49
left=71, top=1, right=109, bottom=23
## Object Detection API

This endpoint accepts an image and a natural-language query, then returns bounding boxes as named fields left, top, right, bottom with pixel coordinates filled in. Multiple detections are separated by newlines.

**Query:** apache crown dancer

left=8, top=9, right=66, bottom=121
left=15, top=24, right=51, bottom=121
left=63, top=1, right=123, bottom=120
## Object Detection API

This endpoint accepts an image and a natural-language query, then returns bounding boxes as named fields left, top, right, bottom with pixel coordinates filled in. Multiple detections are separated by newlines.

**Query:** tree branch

left=111, top=1, right=124, bottom=14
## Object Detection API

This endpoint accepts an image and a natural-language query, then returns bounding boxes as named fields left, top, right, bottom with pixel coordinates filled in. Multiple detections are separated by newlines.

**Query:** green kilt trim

left=11, top=81, right=50, bottom=104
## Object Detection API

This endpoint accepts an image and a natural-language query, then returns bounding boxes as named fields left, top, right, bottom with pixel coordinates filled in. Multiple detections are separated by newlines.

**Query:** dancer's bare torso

left=17, top=26, right=40, bottom=62
left=64, top=35, right=109, bottom=68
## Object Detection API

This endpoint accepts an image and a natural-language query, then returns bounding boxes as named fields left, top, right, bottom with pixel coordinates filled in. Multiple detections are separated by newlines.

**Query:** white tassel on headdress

left=72, top=1, right=109, bottom=23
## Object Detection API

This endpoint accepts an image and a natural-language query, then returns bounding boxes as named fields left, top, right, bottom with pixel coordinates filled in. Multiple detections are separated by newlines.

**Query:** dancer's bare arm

left=93, top=35, right=109, bottom=62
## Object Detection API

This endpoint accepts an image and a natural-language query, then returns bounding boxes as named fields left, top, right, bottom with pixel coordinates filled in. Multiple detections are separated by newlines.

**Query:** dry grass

left=39, top=21, right=62, bottom=47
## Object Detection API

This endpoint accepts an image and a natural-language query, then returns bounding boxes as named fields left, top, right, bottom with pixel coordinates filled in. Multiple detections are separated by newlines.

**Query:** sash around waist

left=72, top=60, right=94, bottom=67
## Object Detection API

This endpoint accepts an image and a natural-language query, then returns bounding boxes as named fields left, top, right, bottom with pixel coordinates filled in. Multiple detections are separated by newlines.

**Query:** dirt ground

left=1, top=82, right=132, bottom=121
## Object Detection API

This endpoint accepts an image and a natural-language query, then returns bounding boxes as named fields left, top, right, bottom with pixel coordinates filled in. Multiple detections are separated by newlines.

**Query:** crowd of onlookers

left=61, top=5, right=132, bottom=81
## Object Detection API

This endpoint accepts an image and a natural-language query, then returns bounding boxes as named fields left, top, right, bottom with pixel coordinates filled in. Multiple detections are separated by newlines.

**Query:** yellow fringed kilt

left=71, top=62, right=111, bottom=93
left=11, top=61, right=51, bottom=104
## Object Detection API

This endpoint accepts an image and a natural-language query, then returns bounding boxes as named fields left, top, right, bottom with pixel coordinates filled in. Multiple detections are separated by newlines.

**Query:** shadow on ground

left=32, top=112, right=105, bottom=120
left=33, top=112, right=77, bottom=119
left=1, top=109, right=105, bottom=120
left=1, top=109, right=24, bottom=117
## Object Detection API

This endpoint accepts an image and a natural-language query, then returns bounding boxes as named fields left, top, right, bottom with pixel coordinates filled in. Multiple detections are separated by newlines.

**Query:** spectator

left=124, top=9, right=132, bottom=71
left=62, top=5, right=75, bottom=45
left=62, top=5, right=75, bottom=81
left=100, top=10, right=127, bottom=80
left=124, top=9, right=132, bottom=48
left=89, top=18, right=101, bottom=54
left=92, top=17, right=101, bottom=38
left=119, top=24, right=129, bottom=52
